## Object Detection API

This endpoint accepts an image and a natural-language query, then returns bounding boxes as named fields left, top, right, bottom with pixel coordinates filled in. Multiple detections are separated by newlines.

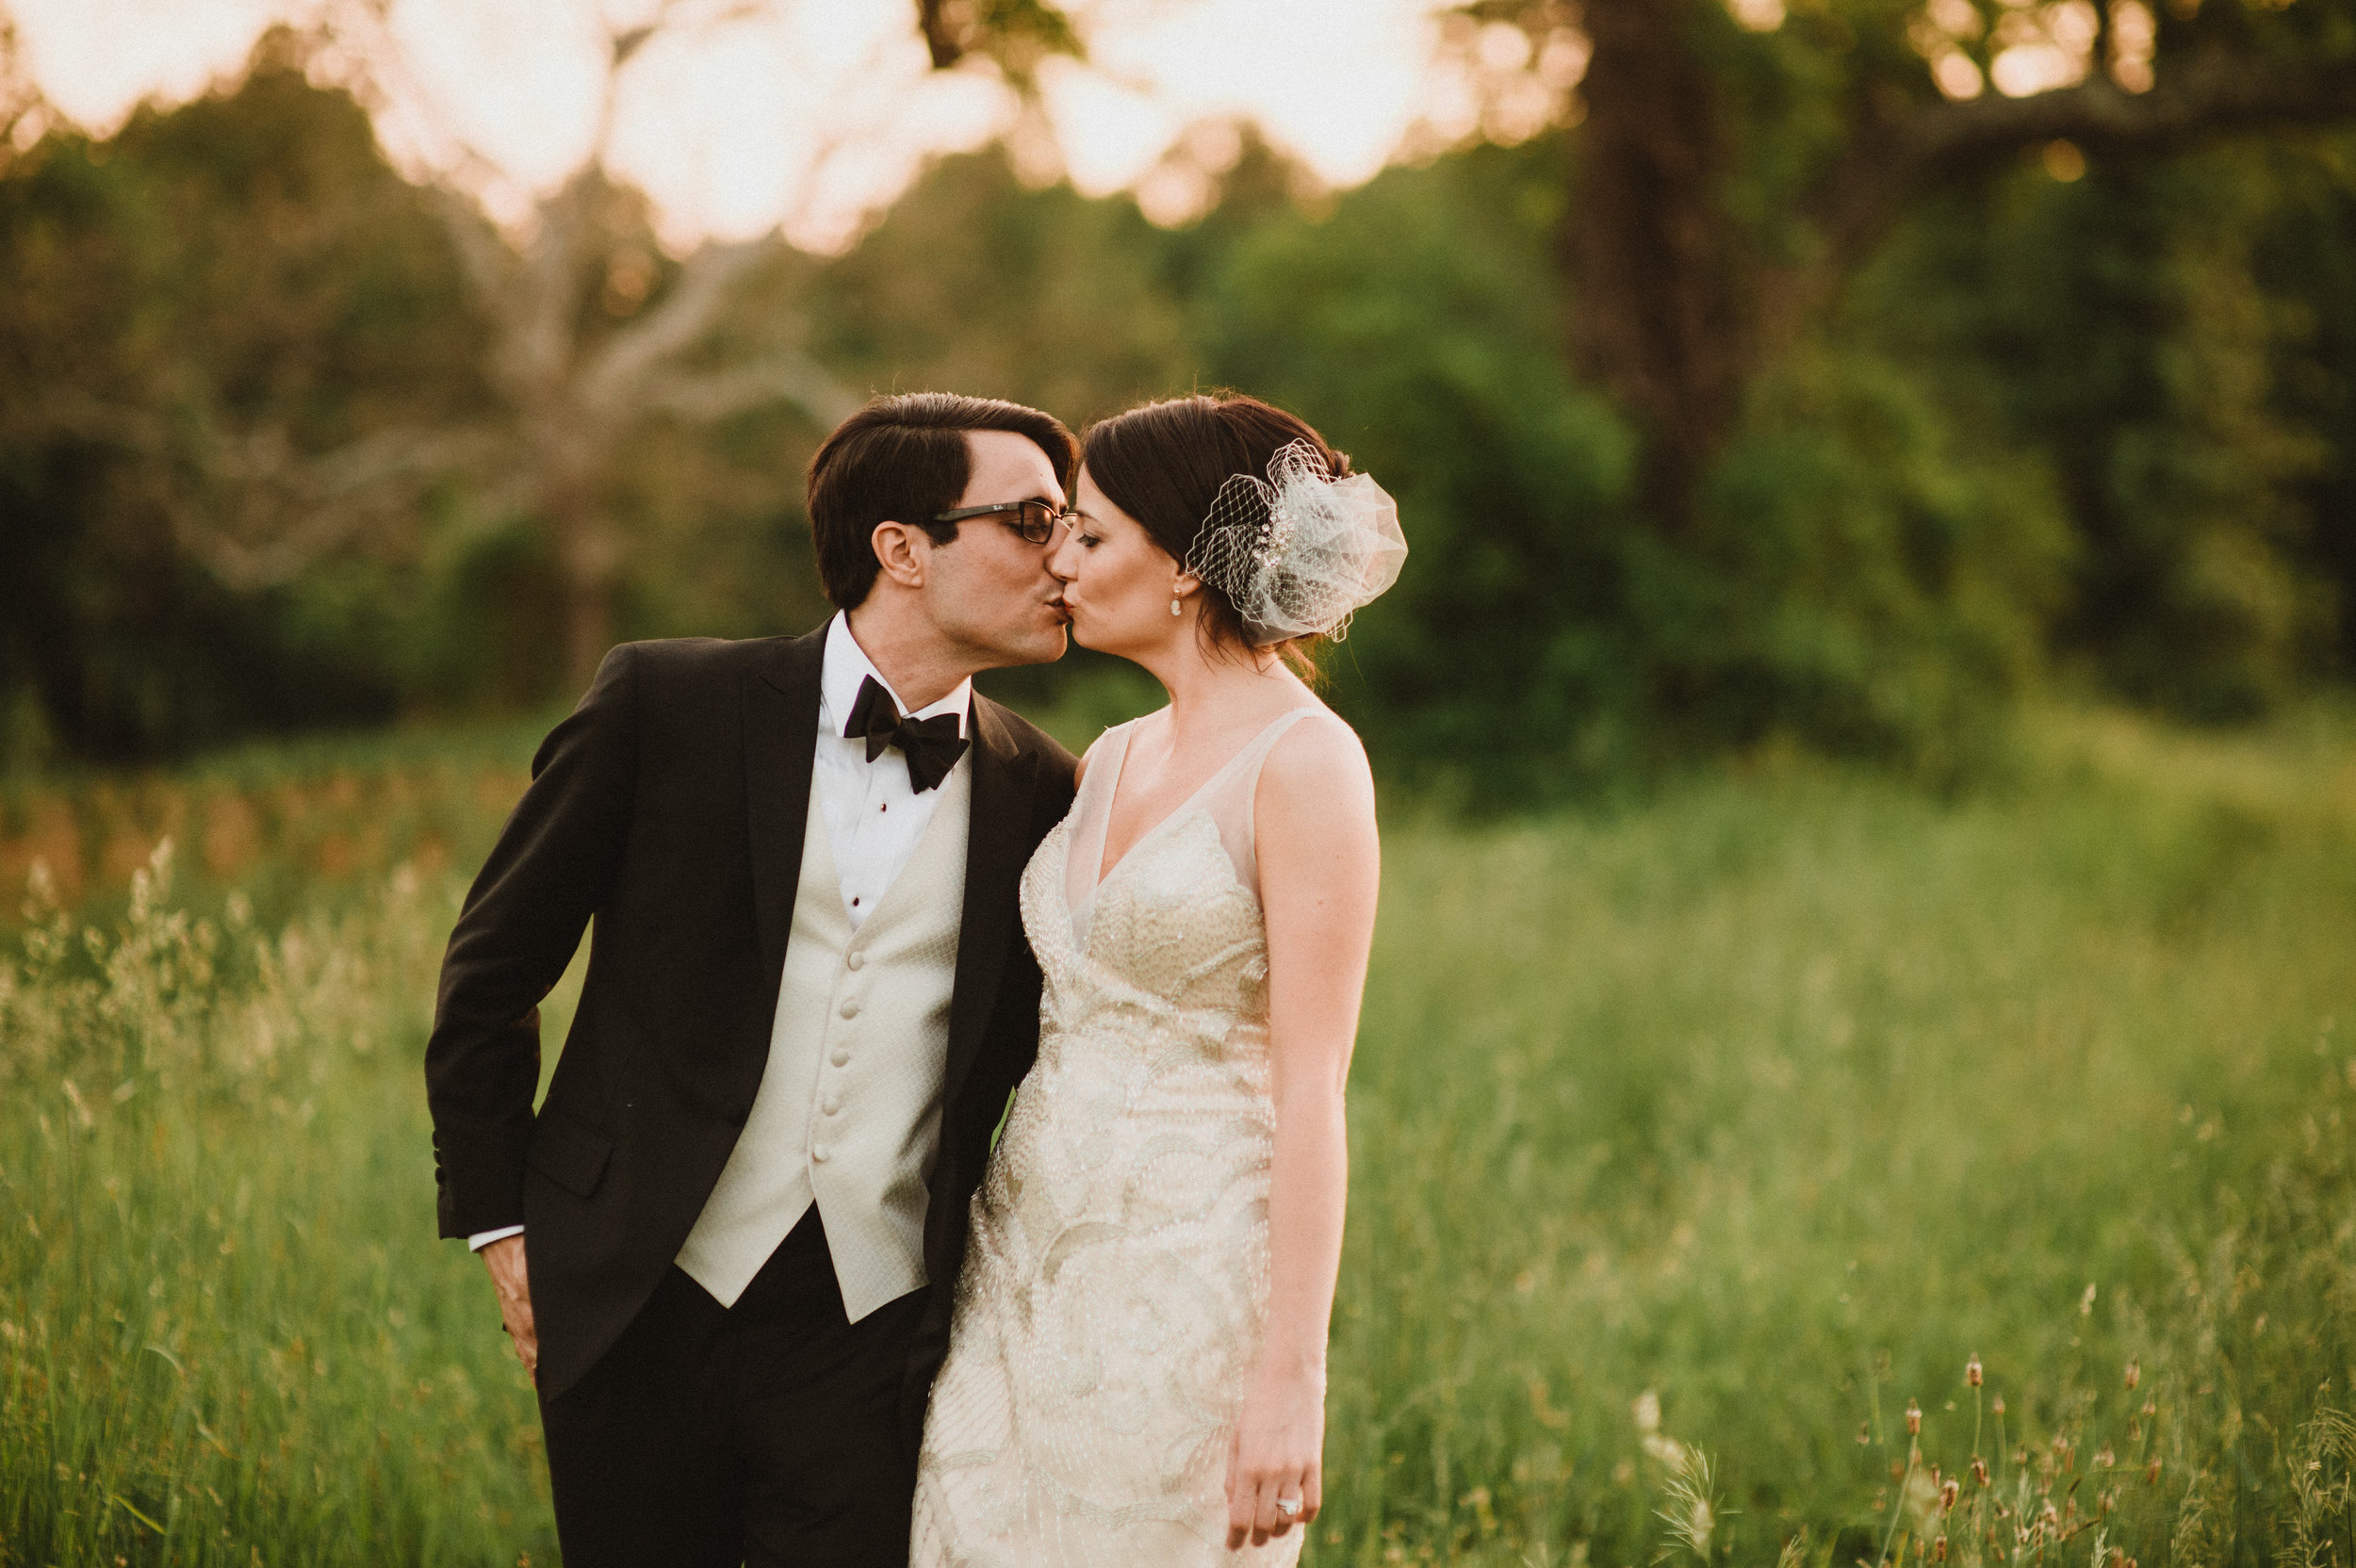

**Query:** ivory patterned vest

left=676, top=759, right=971, bottom=1316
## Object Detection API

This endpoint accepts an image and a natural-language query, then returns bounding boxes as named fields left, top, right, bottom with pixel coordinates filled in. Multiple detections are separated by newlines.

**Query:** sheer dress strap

left=1063, top=720, right=1138, bottom=947
left=1066, top=707, right=1329, bottom=948
left=1201, top=707, right=1323, bottom=903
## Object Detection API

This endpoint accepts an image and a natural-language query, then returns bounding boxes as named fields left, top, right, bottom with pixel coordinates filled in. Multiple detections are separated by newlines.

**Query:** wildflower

left=2146, top=1459, right=2162, bottom=1485
left=1941, top=1480, right=1959, bottom=1512
left=2141, top=1399, right=2155, bottom=1419
left=1858, top=1423, right=1872, bottom=1446
left=1992, top=1396, right=2006, bottom=1417
left=2124, top=1359, right=2139, bottom=1391
left=1906, top=1399, right=1922, bottom=1436
left=1972, top=1457, right=1989, bottom=1487
left=1967, top=1356, right=1983, bottom=1388
left=2095, top=1447, right=2115, bottom=1469
left=1935, top=1536, right=1949, bottom=1562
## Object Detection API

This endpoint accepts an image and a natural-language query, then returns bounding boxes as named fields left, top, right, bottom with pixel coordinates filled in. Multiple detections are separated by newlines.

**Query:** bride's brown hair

left=1080, top=393, right=1350, bottom=679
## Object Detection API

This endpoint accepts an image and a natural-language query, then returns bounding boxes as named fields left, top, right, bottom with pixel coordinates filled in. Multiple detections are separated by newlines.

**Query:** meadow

left=3, top=705, right=2354, bottom=1567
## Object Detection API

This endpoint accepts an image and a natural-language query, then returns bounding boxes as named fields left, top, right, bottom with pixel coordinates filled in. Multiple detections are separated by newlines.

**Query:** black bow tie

left=843, top=676, right=969, bottom=792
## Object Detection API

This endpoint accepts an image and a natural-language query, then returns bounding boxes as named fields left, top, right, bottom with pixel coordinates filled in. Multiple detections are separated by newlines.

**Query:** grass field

left=3, top=705, right=2354, bottom=1566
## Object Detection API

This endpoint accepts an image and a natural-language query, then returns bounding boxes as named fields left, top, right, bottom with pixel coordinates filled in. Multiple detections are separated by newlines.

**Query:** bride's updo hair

left=1080, top=393, right=1350, bottom=678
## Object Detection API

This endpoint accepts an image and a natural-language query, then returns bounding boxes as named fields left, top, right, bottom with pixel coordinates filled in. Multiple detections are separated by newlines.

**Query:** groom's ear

left=871, top=520, right=931, bottom=592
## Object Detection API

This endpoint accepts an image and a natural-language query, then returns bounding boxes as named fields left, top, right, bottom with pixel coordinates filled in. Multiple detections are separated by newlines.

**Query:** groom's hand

left=481, top=1234, right=538, bottom=1382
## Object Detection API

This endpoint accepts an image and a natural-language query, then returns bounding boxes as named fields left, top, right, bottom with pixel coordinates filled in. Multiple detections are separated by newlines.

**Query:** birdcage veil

left=1182, top=441, right=1407, bottom=645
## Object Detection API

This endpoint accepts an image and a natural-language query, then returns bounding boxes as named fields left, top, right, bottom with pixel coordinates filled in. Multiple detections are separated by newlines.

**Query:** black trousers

left=539, top=1208, right=928, bottom=1568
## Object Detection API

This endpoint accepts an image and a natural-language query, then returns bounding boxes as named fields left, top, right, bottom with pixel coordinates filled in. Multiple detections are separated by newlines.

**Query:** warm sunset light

left=11, top=0, right=1454, bottom=246
left=7, top=2, right=2354, bottom=1561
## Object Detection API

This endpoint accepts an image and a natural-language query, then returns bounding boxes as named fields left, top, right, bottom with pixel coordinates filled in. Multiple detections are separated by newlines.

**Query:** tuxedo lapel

left=744, top=626, right=828, bottom=991
left=941, top=695, right=1038, bottom=1113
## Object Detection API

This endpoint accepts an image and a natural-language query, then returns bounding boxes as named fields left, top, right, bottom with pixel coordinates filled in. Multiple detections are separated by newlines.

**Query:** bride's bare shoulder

left=1257, top=707, right=1373, bottom=820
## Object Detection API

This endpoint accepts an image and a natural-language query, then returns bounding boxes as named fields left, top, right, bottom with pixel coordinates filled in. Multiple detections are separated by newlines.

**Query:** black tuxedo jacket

left=423, top=626, right=1077, bottom=1440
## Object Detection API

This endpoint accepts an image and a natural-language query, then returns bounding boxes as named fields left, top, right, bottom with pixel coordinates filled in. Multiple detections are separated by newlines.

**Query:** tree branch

left=1794, top=50, right=2356, bottom=319
left=579, top=236, right=782, bottom=419
left=429, top=187, right=516, bottom=321
left=1906, top=52, right=2356, bottom=171
left=39, top=396, right=506, bottom=590
left=637, top=351, right=861, bottom=429
left=915, top=0, right=964, bottom=69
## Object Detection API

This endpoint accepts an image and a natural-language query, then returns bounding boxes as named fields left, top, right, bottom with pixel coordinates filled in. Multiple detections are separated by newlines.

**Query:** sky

left=8, top=0, right=1460, bottom=250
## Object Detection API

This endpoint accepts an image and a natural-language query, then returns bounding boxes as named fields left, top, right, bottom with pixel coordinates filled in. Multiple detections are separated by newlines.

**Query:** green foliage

left=0, top=44, right=486, bottom=764
left=1200, top=143, right=1645, bottom=793
left=1675, top=348, right=2070, bottom=776
left=1201, top=142, right=2065, bottom=790
left=5, top=710, right=2354, bottom=1562
left=6, top=13, right=2356, bottom=785
left=804, top=146, right=1199, bottom=425
left=1852, top=140, right=2348, bottom=722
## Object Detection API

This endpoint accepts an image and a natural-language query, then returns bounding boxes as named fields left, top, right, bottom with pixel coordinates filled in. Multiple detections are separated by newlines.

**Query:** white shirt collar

left=820, top=611, right=972, bottom=741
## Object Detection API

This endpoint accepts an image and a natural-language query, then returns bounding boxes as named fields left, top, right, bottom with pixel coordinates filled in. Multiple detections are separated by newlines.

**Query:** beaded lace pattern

left=910, top=709, right=1322, bottom=1568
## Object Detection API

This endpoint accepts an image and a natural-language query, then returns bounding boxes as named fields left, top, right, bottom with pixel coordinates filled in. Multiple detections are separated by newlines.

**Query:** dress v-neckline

left=1088, top=708, right=1315, bottom=896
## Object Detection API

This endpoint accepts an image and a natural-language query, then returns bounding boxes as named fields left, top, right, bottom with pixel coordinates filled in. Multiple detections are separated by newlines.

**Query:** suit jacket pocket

left=527, top=1106, right=614, bottom=1200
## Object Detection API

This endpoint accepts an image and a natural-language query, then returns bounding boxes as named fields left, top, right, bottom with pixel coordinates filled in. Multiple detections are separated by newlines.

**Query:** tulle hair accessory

left=1183, top=440, right=1408, bottom=645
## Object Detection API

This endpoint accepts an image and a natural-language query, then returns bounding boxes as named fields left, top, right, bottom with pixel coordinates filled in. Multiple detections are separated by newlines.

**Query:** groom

left=424, top=392, right=1080, bottom=1567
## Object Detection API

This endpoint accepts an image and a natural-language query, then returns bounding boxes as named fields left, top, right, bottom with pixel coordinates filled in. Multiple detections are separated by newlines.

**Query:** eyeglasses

left=932, top=498, right=1076, bottom=545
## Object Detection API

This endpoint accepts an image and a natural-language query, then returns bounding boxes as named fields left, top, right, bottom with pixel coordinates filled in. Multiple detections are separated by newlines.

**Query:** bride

left=910, top=393, right=1405, bottom=1566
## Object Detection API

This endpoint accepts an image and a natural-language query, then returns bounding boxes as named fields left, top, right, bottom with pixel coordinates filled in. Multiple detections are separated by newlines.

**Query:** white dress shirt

left=467, top=613, right=973, bottom=1252
left=810, top=612, right=973, bottom=927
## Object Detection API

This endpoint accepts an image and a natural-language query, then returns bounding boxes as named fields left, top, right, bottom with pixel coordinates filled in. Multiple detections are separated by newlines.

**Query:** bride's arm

left=1226, top=714, right=1381, bottom=1550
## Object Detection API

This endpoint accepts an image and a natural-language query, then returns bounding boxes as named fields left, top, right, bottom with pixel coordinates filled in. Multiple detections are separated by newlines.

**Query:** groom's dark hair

left=807, top=392, right=1077, bottom=609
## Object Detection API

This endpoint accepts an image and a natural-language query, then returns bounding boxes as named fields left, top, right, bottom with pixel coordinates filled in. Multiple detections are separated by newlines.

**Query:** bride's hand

left=1225, top=1364, right=1326, bottom=1550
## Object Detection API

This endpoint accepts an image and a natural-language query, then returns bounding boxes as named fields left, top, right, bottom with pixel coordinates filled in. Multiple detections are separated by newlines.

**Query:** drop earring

left=1170, top=596, right=1182, bottom=617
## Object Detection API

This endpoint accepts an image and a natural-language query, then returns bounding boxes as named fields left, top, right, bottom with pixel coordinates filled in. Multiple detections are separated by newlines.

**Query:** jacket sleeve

left=425, top=645, right=640, bottom=1239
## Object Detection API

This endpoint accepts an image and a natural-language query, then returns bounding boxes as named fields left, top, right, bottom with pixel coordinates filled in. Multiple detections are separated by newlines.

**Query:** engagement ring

left=1274, top=1496, right=1301, bottom=1518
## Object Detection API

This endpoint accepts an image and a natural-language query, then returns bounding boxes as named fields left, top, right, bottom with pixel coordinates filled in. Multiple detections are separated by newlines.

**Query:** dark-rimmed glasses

left=932, top=498, right=1075, bottom=545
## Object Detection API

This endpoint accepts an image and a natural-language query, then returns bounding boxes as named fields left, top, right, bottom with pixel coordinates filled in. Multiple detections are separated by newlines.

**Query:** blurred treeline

left=2, top=5, right=2353, bottom=799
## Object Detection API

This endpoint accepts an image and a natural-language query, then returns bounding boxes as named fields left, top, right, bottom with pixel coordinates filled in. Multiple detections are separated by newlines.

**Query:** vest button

left=830, top=1047, right=850, bottom=1067
left=810, top=1143, right=831, bottom=1163
left=822, top=1095, right=842, bottom=1116
left=845, top=951, right=865, bottom=971
left=840, top=999, right=859, bottom=1020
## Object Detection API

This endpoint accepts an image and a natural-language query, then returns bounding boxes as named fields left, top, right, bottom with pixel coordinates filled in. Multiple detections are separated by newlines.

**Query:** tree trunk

left=1562, top=0, right=1757, bottom=536
left=545, top=470, right=622, bottom=690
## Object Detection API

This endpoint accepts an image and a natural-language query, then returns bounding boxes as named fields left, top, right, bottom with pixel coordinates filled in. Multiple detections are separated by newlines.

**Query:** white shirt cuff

left=466, top=1225, right=525, bottom=1251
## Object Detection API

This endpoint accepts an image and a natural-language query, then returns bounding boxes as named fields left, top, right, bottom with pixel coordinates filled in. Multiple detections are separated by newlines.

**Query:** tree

left=356, top=0, right=1090, bottom=682
left=0, top=32, right=488, bottom=761
left=1457, top=0, right=2356, bottom=537
left=15, top=0, right=1087, bottom=694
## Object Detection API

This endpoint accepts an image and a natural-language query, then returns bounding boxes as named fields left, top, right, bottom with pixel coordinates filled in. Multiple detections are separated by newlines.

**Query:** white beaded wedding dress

left=910, top=707, right=1322, bottom=1568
